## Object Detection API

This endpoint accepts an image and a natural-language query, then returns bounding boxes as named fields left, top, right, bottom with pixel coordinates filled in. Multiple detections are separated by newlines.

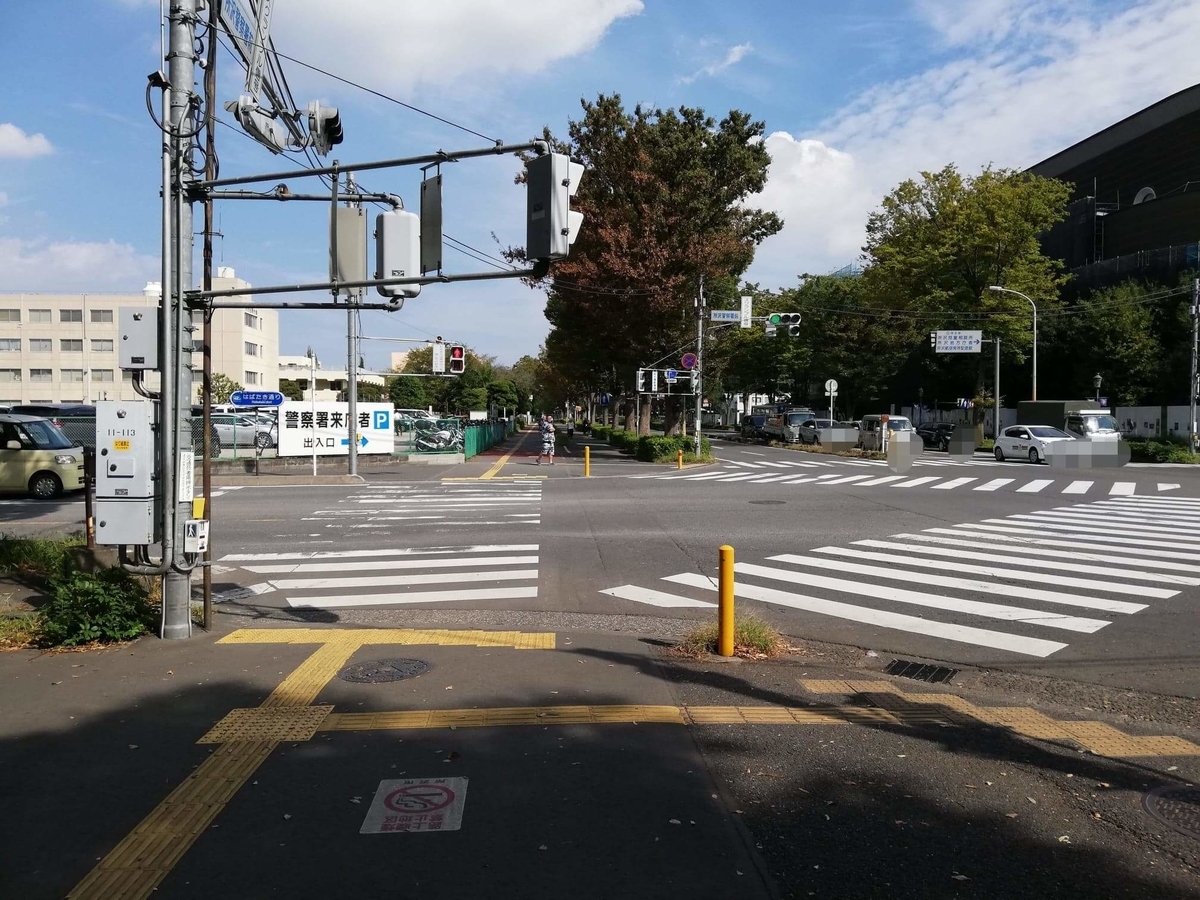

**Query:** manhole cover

left=1144, top=785, right=1200, bottom=840
left=338, top=658, right=431, bottom=684
left=749, top=500, right=786, bottom=505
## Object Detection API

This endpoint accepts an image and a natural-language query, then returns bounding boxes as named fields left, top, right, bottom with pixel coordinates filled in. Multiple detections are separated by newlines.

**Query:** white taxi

left=994, top=425, right=1075, bottom=464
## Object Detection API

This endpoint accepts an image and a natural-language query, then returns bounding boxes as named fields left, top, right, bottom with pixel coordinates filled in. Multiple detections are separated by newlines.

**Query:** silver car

left=211, top=414, right=274, bottom=450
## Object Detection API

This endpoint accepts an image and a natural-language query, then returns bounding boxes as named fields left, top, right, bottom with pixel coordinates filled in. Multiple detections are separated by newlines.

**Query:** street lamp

left=1093, top=373, right=1102, bottom=403
left=988, top=286, right=1037, bottom=401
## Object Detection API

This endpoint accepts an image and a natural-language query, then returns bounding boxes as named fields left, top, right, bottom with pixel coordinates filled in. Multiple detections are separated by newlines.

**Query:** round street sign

left=824, top=379, right=839, bottom=393
left=680, top=352, right=698, bottom=370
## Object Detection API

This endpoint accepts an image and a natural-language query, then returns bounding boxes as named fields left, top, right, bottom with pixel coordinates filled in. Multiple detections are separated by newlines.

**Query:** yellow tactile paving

left=197, top=705, right=335, bottom=744
left=801, top=678, right=1200, bottom=758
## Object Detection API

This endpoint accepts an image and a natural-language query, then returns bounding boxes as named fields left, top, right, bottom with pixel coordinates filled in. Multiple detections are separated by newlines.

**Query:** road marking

left=769, top=553, right=1144, bottom=613
left=813, top=546, right=1178, bottom=598
left=854, top=475, right=907, bottom=487
left=924, top=527, right=1200, bottom=566
left=476, top=430, right=535, bottom=480
left=269, top=568, right=539, bottom=591
left=893, top=476, right=941, bottom=488
left=819, top=474, right=873, bottom=485
left=743, top=451, right=767, bottom=457
left=1109, top=481, right=1137, bottom=495
left=1016, top=479, right=1054, bottom=493
left=287, top=586, right=539, bottom=608
left=851, top=538, right=1200, bottom=586
left=599, top=584, right=717, bottom=608
left=758, top=461, right=793, bottom=468
left=975, top=478, right=1014, bottom=491
left=1013, top=512, right=1200, bottom=537
left=1061, top=480, right=1094, bottom=494
left=891, top=532, right=1200, bottom=576
left=241, top=554, right=538, bottom=575
left=961, top=522, right=1200, bottom=554
left=990, top=516, right=1200, bottom=544
left=664, top=571, right=1067, bottom=657
left=735, top=562, right=1108, bottom=632
left=221, top=544, right=539, bottom=562
left=931, top=477, right=977, bottom=490
left=1159, top=483, right=1181, bottom=492
left=1056, top=504, right=1200, bottom=525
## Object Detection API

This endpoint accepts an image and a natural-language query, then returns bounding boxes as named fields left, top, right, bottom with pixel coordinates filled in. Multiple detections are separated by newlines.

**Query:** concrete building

left=390, top=350, right=411, bottom=371
left=0, top=267, right=278, bottom=405
left=278, top=355, right=385, bottom=401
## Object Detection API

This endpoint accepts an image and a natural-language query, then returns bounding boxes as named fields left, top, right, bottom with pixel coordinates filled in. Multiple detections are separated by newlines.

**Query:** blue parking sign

left=373, top=410, right=390, bottom=430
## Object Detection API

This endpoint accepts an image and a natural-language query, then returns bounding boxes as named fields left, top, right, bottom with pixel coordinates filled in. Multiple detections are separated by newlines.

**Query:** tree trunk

left=663, top=396, right=680, bottom=435
left=638, top=395, right=652, bottom=435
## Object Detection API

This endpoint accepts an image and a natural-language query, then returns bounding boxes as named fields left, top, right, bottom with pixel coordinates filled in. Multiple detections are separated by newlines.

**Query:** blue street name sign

left=231, top=390, right=285, bottom=407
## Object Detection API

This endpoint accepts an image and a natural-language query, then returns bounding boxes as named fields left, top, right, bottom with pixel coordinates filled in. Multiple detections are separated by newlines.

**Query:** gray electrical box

left=95, top=401, right=158, bottom=546
left=375, top=208, right=422, bottom=303
left=119, top=307, right=159, bottom=370
left=331, top=206, right=367, bottom=297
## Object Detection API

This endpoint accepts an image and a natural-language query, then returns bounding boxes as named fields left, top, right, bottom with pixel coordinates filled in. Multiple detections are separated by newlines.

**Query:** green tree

left=524, top=95, right=783, bottom=433
left=863, top=165, right=1071, bottom=398
left=388, top=376, right=427, bottom=410
left=278, top=379, right=304, bottom=401
left=210, top=373, right=242, bottom=403
left=357, top=382, right=385, bottom=402
left=488, top=379, right=520, bottom=414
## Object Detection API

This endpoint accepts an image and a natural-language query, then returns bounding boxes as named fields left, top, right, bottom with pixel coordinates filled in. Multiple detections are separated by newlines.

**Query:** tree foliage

left=209, top=373, right=241, bottom=403
left=278, top=379, right=304, bottom=401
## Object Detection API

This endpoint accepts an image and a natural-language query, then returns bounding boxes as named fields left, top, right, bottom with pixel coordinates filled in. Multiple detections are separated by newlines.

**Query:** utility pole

left=694, top=275, right=705, bottom=456
left=346, top=173, right=359, bottom=477
left=1191, top=278, right=1199, bottom=451
left=200, top=0, right=218, bottom=631
left=993, top=336, right=1001, bottom=442
left=161, top=0, right=197, bottom=640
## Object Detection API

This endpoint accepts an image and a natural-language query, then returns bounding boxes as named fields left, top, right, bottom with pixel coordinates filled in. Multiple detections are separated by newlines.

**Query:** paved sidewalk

left=3, top=620, right=1200, bottom=899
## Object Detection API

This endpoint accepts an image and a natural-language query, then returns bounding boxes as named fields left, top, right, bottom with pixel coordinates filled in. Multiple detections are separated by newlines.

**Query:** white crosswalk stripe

left=598, top=496, right=1192, bottom=658
left=301, top=480, right=543, bottom=531
left=218, top=543, right=541, bottom=610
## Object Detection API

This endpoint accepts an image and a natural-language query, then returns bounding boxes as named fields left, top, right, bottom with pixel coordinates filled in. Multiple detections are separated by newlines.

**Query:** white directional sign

left=432, top=342, right=446, bottom=374
left=650, top=370, right=659, bottom=392
left=278, top=402, right=394, bottom=456
left=710, top=310, right=740, bottom=322
left=934, top=330, right=983, bottom=353
left=824, top=379, right=838, bottom=393
left=740, top=295, right=753, bottom=329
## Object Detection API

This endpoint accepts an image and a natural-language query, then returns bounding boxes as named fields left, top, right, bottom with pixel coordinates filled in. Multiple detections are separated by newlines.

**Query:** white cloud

left=271, top=0, right=643, bottom=96
left=749, top=0, right=1200, bottom=286
left=0, top=123, right=53, bottom=159
left=679, top=42, right=754, bottom=85
left=0, top=238, right=158, bottom=291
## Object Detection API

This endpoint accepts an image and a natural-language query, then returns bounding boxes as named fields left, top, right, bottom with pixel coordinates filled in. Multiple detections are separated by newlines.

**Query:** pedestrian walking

left=538, top=416, right=555, bottom=465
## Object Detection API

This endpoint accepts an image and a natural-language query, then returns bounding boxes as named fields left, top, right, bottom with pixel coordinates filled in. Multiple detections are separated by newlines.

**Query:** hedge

left=608, top=429, right=639, bottom=453
left=1125, top=438, right=1200, bottom=464
left=636, top=434, right=712, bottom=462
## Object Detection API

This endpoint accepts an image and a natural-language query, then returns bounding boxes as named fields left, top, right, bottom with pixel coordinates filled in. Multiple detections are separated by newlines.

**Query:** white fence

left=900, top=404, right=1192, bottom=439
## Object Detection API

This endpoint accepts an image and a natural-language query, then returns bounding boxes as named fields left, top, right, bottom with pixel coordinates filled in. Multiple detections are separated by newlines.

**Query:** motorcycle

left=415, top=429, right=463, bottom=452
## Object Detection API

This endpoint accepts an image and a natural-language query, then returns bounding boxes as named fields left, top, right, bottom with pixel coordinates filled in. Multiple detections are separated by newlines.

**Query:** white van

left=857, top=415, right=913, bottom=452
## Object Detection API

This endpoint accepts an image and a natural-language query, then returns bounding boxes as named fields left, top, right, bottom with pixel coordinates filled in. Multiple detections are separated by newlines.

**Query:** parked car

left=994, top=424, right=1075, bottom=464
left=916, top=422, right=956, bottom=451
left=211, top=414, right=272, bottom=450
left=856, top=415, right=913, bottom=451
left=764, top=410, right=816, bottom=443
left=0, top=414, right=85, bottom=497
left=798, top=418, right=835, bottom=445
left=740, top=414, right=768, bottom=441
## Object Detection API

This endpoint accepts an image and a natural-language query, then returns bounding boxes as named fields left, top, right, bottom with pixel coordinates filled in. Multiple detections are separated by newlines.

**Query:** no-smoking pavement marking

left=361, top=777, right=468, bottom=833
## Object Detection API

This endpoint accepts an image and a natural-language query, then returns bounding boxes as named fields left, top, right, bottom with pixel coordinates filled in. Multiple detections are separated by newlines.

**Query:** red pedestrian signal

left=449, top=345, right=466, bottom=375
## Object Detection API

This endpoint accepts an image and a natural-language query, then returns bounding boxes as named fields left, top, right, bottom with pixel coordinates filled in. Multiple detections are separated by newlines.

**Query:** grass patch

left=677, top=614, right=787, bottom=659
left=0, top=534, right=84, bottom=582
left=0, top=613, right=39, bottom=649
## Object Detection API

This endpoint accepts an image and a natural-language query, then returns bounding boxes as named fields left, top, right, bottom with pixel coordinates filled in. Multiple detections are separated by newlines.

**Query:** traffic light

left=526, top=152, right=585, bottom=261
left=307, top=102, right=344, bottom=156
left=768, top=312, right=802, bottom=336
left=929, top=331, right=937, bottom=348
left=375, top=209, right=422, bottom=304
left=448, top=345, right=466, bottom=375
left=636, top=368, right=647, bottom=392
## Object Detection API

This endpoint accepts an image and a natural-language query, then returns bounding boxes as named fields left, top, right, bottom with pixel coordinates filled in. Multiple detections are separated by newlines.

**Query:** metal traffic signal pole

left=694, top=276, right=705, bottom=456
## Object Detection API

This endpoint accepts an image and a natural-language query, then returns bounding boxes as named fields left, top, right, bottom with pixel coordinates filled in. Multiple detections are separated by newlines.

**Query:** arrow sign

left=341, top=435, right=369, bottom=448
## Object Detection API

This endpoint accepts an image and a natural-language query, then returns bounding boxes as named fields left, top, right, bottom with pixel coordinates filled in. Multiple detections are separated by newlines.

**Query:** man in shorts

left=538, top=416, right=555, bottom=465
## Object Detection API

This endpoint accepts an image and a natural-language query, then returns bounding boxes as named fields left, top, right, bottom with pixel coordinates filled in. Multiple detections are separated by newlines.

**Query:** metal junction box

left=95, top=400, right=158, bottom=546
left=119, top=307, right=159, bottom=370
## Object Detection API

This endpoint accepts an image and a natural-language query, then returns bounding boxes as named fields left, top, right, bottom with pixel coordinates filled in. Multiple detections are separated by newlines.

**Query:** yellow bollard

left=584, top=445, right=591, bottom=477
left=718, top=545, right=735, bottom=657
left=677, top=448, right=684, bottom=469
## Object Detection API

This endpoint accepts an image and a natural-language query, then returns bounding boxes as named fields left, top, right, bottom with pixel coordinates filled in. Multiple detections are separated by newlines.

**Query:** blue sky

left=2, top=0, right=1199, bottom=368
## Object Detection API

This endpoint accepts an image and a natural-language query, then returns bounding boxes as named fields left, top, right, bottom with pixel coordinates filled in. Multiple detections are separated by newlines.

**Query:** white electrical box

left=375, top=209, right=422, bottom=302
left=95, top=401, right=158, bottom=546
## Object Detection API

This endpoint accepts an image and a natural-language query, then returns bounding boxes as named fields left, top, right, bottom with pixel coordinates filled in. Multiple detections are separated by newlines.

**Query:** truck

left=763, top=407, right=815, bottom=443
left=1016, top=400, right=1121, bottom=441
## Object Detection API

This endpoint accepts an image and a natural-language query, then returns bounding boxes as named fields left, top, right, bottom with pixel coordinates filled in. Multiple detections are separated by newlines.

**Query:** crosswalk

left=217, top=543, right=541, bottom=610
left=300, top=480, right=543, bottom=531
left=599, top=495, right=1200, bottom=659
left=634, top=464, right=1181, bottom=496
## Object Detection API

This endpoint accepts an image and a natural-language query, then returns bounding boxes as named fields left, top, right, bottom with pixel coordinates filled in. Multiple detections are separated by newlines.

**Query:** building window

left=60, top=309, right=83, bottom=323
left=29, top=368, right=52, bottom=383
left=244, top=371, right=260, bottom=385
left=61, top=369, right=84, bottom=383
left=244, top=341, right=259, bottom=357
left=28, top=309, right=51, bottom=324
left=29, top=339, right=51, bottom=352
left=0, top=309, right=20, bottom=323
left=60, top=339, right=83, bottom=352
left=90, top=309, right=114, bottom=324
left=91, top=369, right=114, bottom=383
left=0, top=369, right=21, bottom=383
left=0, top=339, right=19, bottom=352
left=244, top=312, right=259, bottom=329
left=91, top=339, right=114, bottom=352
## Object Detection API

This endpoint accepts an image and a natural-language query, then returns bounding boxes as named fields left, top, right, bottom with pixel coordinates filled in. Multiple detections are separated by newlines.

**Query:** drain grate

left=884, top=659, right=959, bottom=684
left=338, top=658, right=431, bottom=684
left=749, top=500, right=786, bottom=505
left=1144, top=786, right=1200, bottom=841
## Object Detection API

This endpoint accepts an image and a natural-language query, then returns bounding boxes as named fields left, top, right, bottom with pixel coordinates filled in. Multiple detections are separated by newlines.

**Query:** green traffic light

left=768, top=313, right=782, bottom=325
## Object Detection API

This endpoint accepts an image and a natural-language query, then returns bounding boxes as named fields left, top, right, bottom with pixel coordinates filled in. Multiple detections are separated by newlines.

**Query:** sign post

left=932, top=330, right=983, bottom=354
left=824, top=378, right=838, bottom=424
left=740, top=295, right=753, bottom=329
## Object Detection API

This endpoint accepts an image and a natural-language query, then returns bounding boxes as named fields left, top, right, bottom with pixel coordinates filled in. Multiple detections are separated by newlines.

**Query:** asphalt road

left=200, top=433, right=1200, bottom=698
